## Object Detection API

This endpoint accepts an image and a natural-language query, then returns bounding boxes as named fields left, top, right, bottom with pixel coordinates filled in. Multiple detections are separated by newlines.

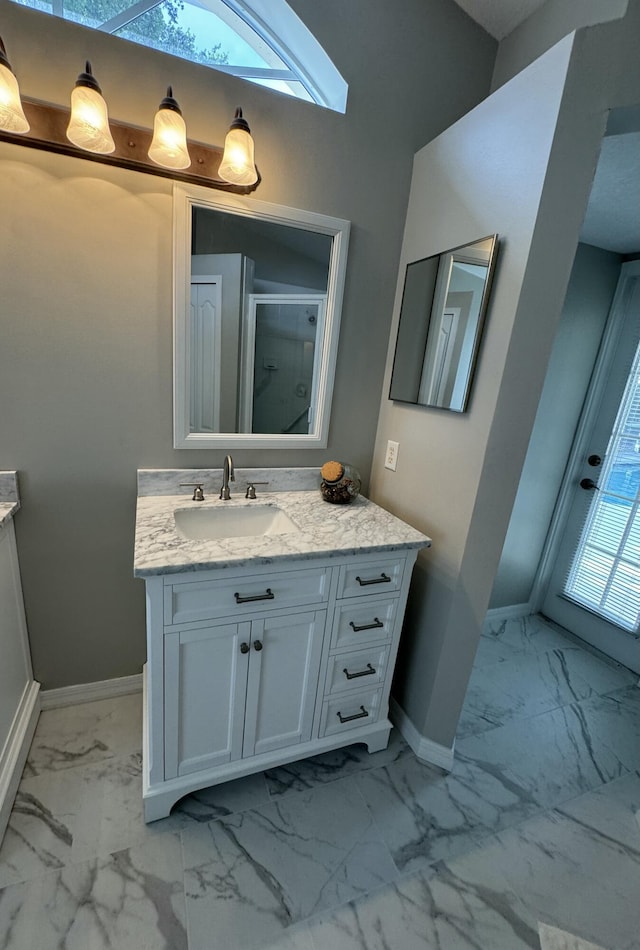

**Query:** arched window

left=12, top=0, right=348, bottom=112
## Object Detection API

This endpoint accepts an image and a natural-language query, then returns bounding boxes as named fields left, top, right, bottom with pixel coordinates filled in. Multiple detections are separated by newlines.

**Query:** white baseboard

left=40, top=673, right=143, bottom=710
left=389, top=696, right=454, bottom=772
left=0, top=680, right=40, bottom=845
left=484, top=603, right=534, bottom=623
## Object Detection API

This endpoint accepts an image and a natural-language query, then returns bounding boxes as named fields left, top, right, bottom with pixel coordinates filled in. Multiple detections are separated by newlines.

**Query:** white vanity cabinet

left=163, top=608, right=326, bottom=778
left=0, top=512, right=39, bottom=845
left=142, top=549, right=419, bottom=822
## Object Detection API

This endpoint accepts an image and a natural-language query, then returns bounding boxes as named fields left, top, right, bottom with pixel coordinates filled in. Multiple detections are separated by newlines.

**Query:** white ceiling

left=580, top=132, right=640, bottom=255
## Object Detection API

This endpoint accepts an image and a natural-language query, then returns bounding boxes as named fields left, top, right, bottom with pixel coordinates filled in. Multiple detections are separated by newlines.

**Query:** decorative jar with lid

left=320, top=461, right=361, bottom=504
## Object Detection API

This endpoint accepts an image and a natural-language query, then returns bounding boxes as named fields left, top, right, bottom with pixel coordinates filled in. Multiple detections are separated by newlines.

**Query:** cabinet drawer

left=331, top=597, right=398, bottom=649
left=337, top=556, right=405, bottom=599
left=165, top=566, right=330, bottom=625
left=319, top=687, right=382, bottom=738
left=325, top=644, right=390, bottom=696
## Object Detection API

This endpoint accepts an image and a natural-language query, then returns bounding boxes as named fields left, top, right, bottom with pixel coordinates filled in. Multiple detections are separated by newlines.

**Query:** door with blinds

left=541, top=261, right=640, bottom=673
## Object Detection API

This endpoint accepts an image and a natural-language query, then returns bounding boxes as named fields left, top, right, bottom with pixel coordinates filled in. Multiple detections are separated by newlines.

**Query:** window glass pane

left=115, top=0, right=285, bottom=70
left=14, top=0, right=52, bottom=11
left=569, top=549, right=613, bottom=607
left=602, top=561, right=640, bottom=629
left=624, top=508, right=640, bottom=562
left=9, top=0, right=348, bottom=111
left=585, top=495, right=629, bottom=556
left=65, top=0, right=137, bottom=30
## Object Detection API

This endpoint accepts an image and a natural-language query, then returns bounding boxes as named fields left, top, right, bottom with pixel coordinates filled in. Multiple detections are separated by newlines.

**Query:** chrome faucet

left=220, top=455, right=235, bottom=500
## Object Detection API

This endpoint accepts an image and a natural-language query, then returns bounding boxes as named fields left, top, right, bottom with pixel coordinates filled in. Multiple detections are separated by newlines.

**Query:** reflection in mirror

left=173, top=185, right=350, bottom=449
left=244, top=296, right=325, bottom=435
left=389, top=235, right=498, bottom=412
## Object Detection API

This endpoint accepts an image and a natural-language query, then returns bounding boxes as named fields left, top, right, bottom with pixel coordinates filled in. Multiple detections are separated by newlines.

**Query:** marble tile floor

left=0, top=614, right=638, bottom=949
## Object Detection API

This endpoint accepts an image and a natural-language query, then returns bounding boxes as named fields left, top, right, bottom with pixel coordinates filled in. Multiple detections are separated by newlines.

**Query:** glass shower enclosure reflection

left=240, top=296, right=325, bottom=435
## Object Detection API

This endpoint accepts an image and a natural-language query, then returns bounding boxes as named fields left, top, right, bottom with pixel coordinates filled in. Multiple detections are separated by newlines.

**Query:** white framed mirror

left=173, top=184, right=350, bottom=449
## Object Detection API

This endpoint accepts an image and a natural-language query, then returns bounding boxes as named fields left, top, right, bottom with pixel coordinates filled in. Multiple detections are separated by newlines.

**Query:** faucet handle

left=245, top=482, right=269, bottom=499
left=180, top=483, right=205, bottom=501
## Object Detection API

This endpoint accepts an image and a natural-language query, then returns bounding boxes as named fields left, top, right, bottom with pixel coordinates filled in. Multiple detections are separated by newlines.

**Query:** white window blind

left=563, top=336, right=640, bottom=632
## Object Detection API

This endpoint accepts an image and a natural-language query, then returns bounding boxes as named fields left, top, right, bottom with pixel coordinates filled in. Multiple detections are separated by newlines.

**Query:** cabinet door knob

left=240, top=642, right=250, bottom=654
left=253, top=640, right=263, bottom=651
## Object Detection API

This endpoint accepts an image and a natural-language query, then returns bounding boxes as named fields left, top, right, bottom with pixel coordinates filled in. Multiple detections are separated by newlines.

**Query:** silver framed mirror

left=173, top=184, right=350, bottom=448
left=389, top=234, right=498, bottom=413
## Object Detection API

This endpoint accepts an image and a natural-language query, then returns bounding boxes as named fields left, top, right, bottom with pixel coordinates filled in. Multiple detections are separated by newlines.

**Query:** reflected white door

left=541, top=262, right=640, bottom=672
left=423, top=307, right=460, bottom=405
left=189, top=278, right=221, bottom=433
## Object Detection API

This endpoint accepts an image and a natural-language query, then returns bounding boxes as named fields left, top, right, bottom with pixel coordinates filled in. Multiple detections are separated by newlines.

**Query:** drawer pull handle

left=240, top=642, right=250, bottom=654
left=343, top=662, right=376, bottom=680
left=356, top=573, right=391, bottom=586
left=234, top=588, right=275, bottom=604
left=253, top=640, right=263, bottom=652
left=337, top=705, right=369, bottom=724
left=349, top=618, right=384, bottom=632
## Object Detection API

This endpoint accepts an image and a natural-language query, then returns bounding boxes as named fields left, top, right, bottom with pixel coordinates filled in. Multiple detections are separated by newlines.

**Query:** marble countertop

left=134, top=490, right=431, bottom=577
left=0, top=472, right=20, bottom=528
left=0, top=502, right=19, bottom=529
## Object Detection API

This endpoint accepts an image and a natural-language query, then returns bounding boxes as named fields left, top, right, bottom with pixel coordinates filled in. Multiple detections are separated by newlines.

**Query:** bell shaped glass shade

left=0, top=57, right=29, bottom=134
left=148, top=95, right=190, bottom=170
left=218, top=108, right=257, bottom=186
left=67, top=83, right=115, bottom=154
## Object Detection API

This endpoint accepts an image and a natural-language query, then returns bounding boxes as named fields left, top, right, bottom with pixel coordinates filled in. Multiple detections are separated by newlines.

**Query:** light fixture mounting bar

left=0, top=97, right=260, bottom=194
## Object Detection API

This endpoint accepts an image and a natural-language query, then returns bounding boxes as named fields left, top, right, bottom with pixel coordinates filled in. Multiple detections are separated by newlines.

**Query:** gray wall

left=370, top=0, right=640, bottom=749
left=489, top=243, right=621, bottom=609
left=0, top=0, right=495, bottom=689
left=491, top=0, right=628, bottom=89
left=370, top=35, right=580, bottom=747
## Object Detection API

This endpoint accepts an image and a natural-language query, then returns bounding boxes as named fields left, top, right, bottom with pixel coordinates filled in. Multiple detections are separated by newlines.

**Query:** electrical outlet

left=385, top=440, right=399, bottom=471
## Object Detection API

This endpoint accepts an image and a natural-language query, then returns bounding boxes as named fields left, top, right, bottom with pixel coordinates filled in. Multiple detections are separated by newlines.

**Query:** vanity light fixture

left=218, top=107, right=258, bottom=186
left=66, top=61, right=115, bottom=155
left=0, top=36, right=29, bottom=134
left=148, top=86, right=191, bottom=170
left=0, top=35, right=260, bottom=194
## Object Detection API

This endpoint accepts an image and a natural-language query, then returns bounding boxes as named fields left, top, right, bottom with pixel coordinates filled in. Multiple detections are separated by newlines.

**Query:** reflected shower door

left=240, top=295, right=326, bottom=435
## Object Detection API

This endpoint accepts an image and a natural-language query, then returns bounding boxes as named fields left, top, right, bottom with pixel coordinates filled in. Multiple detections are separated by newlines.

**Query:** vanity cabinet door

left=242, top=610, right=326, bottom=758
left=164, top=620, right=250, bottom=779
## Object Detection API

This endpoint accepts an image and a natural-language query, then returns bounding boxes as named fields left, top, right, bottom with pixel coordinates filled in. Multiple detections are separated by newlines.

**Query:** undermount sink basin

left=174, top=505, right=300, bottom=542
